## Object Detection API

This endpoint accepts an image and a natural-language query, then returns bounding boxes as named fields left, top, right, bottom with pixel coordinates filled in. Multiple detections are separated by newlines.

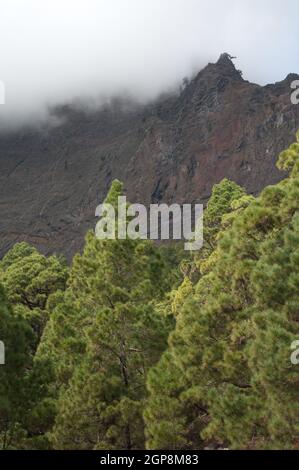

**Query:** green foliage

left=181, top=178, right=247, bottom=281
left=0, top=284, right=33, bottom=448
left=277, top=130, right=299, bottom=176
left=145, top=136, right=299, bottom=450
left=1, top=134, right=299, bottom=450
left=0, top=243, right=68, bottom=346
left=0, top=243, right=68, bottom=448
left=37, top=181, right=172, bottom=449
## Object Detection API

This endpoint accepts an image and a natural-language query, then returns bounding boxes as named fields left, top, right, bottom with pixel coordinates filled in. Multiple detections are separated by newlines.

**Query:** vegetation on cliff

left=0, top=134, right=299, bottom=449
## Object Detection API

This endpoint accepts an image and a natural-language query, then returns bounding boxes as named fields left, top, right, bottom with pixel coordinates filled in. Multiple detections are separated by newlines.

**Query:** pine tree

left=145, top=135, right=299, bottom=450
left=2, top=135, right=299, bottom=450
left=0, top=243, right=68, bottom=347
left=144, top=180, right=246, bottom=449
left=0, top=284, right=33, bottom=449
left=37, top=181, right=171, bottom=449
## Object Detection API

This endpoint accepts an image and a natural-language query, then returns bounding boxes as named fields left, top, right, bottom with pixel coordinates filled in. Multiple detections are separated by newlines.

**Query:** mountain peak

left=212, top=52, right=243, bottom=81
left=1, top=57, right=298, bottom=259
left=190, top=53, right=242, bottom=90
left=217, top=52, right=237, bottom=65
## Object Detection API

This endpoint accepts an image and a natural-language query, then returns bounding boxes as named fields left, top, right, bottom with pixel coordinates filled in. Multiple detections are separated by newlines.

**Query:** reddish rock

left=0, top=55, right=298, bottom=260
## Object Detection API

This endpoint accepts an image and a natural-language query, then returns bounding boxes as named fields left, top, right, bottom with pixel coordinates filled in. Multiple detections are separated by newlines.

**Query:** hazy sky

left=0, top=0, right=298, bottom=129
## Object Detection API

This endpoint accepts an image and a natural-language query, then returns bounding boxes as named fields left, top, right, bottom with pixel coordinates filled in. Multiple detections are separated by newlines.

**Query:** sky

left=0, top=0, right=298, bottom=129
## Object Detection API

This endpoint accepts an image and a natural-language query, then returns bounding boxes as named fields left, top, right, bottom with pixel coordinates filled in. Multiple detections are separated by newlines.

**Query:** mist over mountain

left=0, top=0, right=298, bottom=131
left=1, top=54, right=298, bottom=260
left=1, top=2, right=299, bottom=454
left=0, top=0, right=298, bottom=258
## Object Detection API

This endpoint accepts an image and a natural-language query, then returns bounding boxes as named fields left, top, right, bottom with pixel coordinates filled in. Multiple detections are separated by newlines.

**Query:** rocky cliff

left=1, top=54, right=298, bottom=260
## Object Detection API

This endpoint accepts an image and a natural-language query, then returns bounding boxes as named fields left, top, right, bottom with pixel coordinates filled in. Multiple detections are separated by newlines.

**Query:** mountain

left=1, top=54, right=298, bottom=260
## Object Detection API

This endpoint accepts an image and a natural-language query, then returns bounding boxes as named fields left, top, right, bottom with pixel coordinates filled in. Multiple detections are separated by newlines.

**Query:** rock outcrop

left=1, top=55, right=298, bottom=259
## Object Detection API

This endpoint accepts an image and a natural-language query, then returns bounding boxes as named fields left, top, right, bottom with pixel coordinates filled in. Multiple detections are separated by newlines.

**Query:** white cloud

left=0, top=0, right=298, bottom=129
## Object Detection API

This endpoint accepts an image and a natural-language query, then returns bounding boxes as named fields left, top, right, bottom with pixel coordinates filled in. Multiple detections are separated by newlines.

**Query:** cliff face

left=1, top=55, right=299, bottom=260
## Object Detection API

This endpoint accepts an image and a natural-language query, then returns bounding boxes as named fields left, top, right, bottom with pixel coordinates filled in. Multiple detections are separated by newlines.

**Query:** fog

left=0, top=0, right=298, bottom=130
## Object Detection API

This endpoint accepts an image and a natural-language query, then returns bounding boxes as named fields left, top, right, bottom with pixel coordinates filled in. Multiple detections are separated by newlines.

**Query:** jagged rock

left=0, top=58, right=298, bottom=260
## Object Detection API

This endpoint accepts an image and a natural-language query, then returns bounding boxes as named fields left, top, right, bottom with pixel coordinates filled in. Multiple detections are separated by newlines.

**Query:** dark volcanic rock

left=1, top=55, right=299, bottom=260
